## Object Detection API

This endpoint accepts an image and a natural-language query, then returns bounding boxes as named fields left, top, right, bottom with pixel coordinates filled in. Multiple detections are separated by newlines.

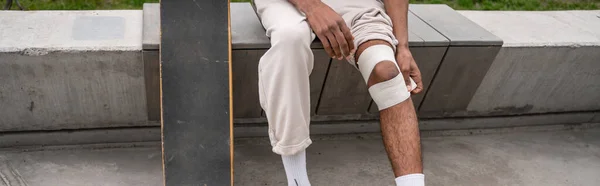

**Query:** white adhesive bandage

left=357, top=45, right=416, bottom=111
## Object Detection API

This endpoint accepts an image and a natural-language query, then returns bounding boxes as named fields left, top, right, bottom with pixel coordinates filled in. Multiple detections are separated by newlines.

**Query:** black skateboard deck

left=160, top=0, right=233, bottom=185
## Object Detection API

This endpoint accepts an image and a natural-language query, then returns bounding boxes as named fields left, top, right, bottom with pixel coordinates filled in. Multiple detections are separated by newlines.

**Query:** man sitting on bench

left=253, top=0, right=424, bottom=185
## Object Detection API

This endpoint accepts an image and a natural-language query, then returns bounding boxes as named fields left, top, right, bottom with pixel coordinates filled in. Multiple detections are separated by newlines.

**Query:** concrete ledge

left=230, top=3, right=270, bottom=49
left=458, top=10, right=600, bottom=117
left=410, top=4, right=503, bottom=46
left=0, top=10, right=147, bottom=132
left=464, top=46, right=600, bottom=117
left=420, top=112, right=599, bottom=130
left=141, top=3, right=451, bottom=49
left=141, top=3, right=450, bottom=119
left=2, top=112, right=597, bottom=147
left=142, top=4, right=160, bottom=50
left=0, top=10, right=142, bottom=52
left=226, top=3, right=447, bottom=49
left=0, top=51, right=150, bottom=131
left=411, top=4, right=504, bottom=116
left=1, top=5, right=599, bottom=135
left=0, top=127, right=160, bottom=148
left=459, top=11, right=600, bottom=47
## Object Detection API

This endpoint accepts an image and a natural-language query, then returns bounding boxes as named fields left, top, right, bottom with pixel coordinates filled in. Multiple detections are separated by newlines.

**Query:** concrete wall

left=460, top=11, right=600, bottom=117
left=0, top=5, right=599, bottom=135
left=0, top=10, right=150, bottom=131
left=409, top=5, right=503, bottom=117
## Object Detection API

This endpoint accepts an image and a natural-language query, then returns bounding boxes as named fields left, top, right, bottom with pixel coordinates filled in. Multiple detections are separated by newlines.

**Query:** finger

left=399, top=63, right=412, bottom=91
left=326, top=32, right=342, bottom=60
left=338, top=21, right=355, bottom=54
left=411, top=75, right=423, bottom=94
left=410, top=61, right=424, bottom=94
left=333, top=27, right=350, bottom=58
left=317, top=34, right=335, bottom=58
left=326, top=33, right=341, bottom=59
left=412, top=84, right=423, bottom=94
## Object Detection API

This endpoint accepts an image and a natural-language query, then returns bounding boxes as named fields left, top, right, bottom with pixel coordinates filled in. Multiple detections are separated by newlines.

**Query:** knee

left=367, top=61, right=411, bottom=110
left=262, top=23, right=314, bottom=72
left=356, top=44, right=411, bottom=110
left=368, top=61, right=400, bottom=87
left=270, top=23, right=312, bottom=48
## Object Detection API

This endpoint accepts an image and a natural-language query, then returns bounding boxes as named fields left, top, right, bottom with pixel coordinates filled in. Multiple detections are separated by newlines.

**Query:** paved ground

left=1, top=126, right=599, bottom=186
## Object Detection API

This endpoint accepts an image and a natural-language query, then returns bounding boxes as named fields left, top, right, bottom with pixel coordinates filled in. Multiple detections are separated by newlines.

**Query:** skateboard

left=160, top=0, right=233, bottom=185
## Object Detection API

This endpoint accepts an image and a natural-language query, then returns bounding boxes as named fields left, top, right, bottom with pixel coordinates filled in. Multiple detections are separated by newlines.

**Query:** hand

left=303, top=2, right=355, bottom=60
left=396, top=47, right=423, bottom=94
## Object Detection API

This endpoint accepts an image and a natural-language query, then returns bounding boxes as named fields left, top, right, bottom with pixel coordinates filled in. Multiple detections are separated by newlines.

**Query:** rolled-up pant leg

left=254, top=0, right=316, bottom=156
left=322, top=0, right=399, bottom=64
left=322, top=0, right=412, bottom=105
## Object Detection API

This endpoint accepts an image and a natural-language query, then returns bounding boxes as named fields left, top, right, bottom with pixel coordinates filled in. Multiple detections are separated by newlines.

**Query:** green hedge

left=2, top=0, right=598, bottom=10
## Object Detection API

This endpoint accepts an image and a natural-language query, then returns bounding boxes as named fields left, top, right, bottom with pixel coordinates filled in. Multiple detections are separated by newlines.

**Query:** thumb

left=400, top=64, right=412, bottom=92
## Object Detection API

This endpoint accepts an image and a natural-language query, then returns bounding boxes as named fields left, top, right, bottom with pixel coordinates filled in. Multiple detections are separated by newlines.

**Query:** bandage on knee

left=357, top=45, right=416, bottom=110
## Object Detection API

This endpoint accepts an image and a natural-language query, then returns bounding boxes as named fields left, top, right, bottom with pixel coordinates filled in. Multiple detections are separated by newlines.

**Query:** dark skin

left=383, top=0, right=424, bottom=93
left=357, top=40, right=424, bottom=177
left=288, top=0, right=355, bottom=60
left=289, top=0, right=423, bottom=94
left=380, top=0, right=423, bottom=176
left=288, top=0, right=424, bottom=177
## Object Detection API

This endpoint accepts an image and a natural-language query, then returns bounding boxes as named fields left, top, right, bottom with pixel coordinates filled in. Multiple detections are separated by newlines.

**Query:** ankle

left=281, top=150, right=311, bottom=186
left=395, top=173, right=424, bottom=186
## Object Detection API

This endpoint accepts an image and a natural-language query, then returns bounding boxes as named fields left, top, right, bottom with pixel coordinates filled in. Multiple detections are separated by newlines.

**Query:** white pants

left=254, top=0, right=400, bottom=155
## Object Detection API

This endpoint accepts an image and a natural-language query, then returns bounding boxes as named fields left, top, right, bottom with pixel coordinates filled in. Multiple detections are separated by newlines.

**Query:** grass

left=2, top=0, right=598, bottom=10
left=2, top=0, right=159, bottom=10
left=411, top=0, right=599, bottom=10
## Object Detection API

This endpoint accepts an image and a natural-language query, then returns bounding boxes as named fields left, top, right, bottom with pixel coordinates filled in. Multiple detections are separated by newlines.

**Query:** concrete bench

left=2, top=3, right=600, bottom=145
left=409, top=5, right=503, bottom=118
left=457, top=10, right=600, bottom=118
left=0, top=3, right=507, bottom=133
left=142, top=3, right=503, bottom=123
left=0, top=10, right=148, bottom=132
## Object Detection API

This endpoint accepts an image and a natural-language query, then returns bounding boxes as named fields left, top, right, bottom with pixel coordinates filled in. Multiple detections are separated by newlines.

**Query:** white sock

left=395, top=173, right=425, bottom=186
left=281, top=150, right=311, bottom=186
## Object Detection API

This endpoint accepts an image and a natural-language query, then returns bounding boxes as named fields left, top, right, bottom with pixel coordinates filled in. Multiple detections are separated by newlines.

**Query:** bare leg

left=356, top=40, right=423, bottom=177
left=379, top=96, right=422, bottom=177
